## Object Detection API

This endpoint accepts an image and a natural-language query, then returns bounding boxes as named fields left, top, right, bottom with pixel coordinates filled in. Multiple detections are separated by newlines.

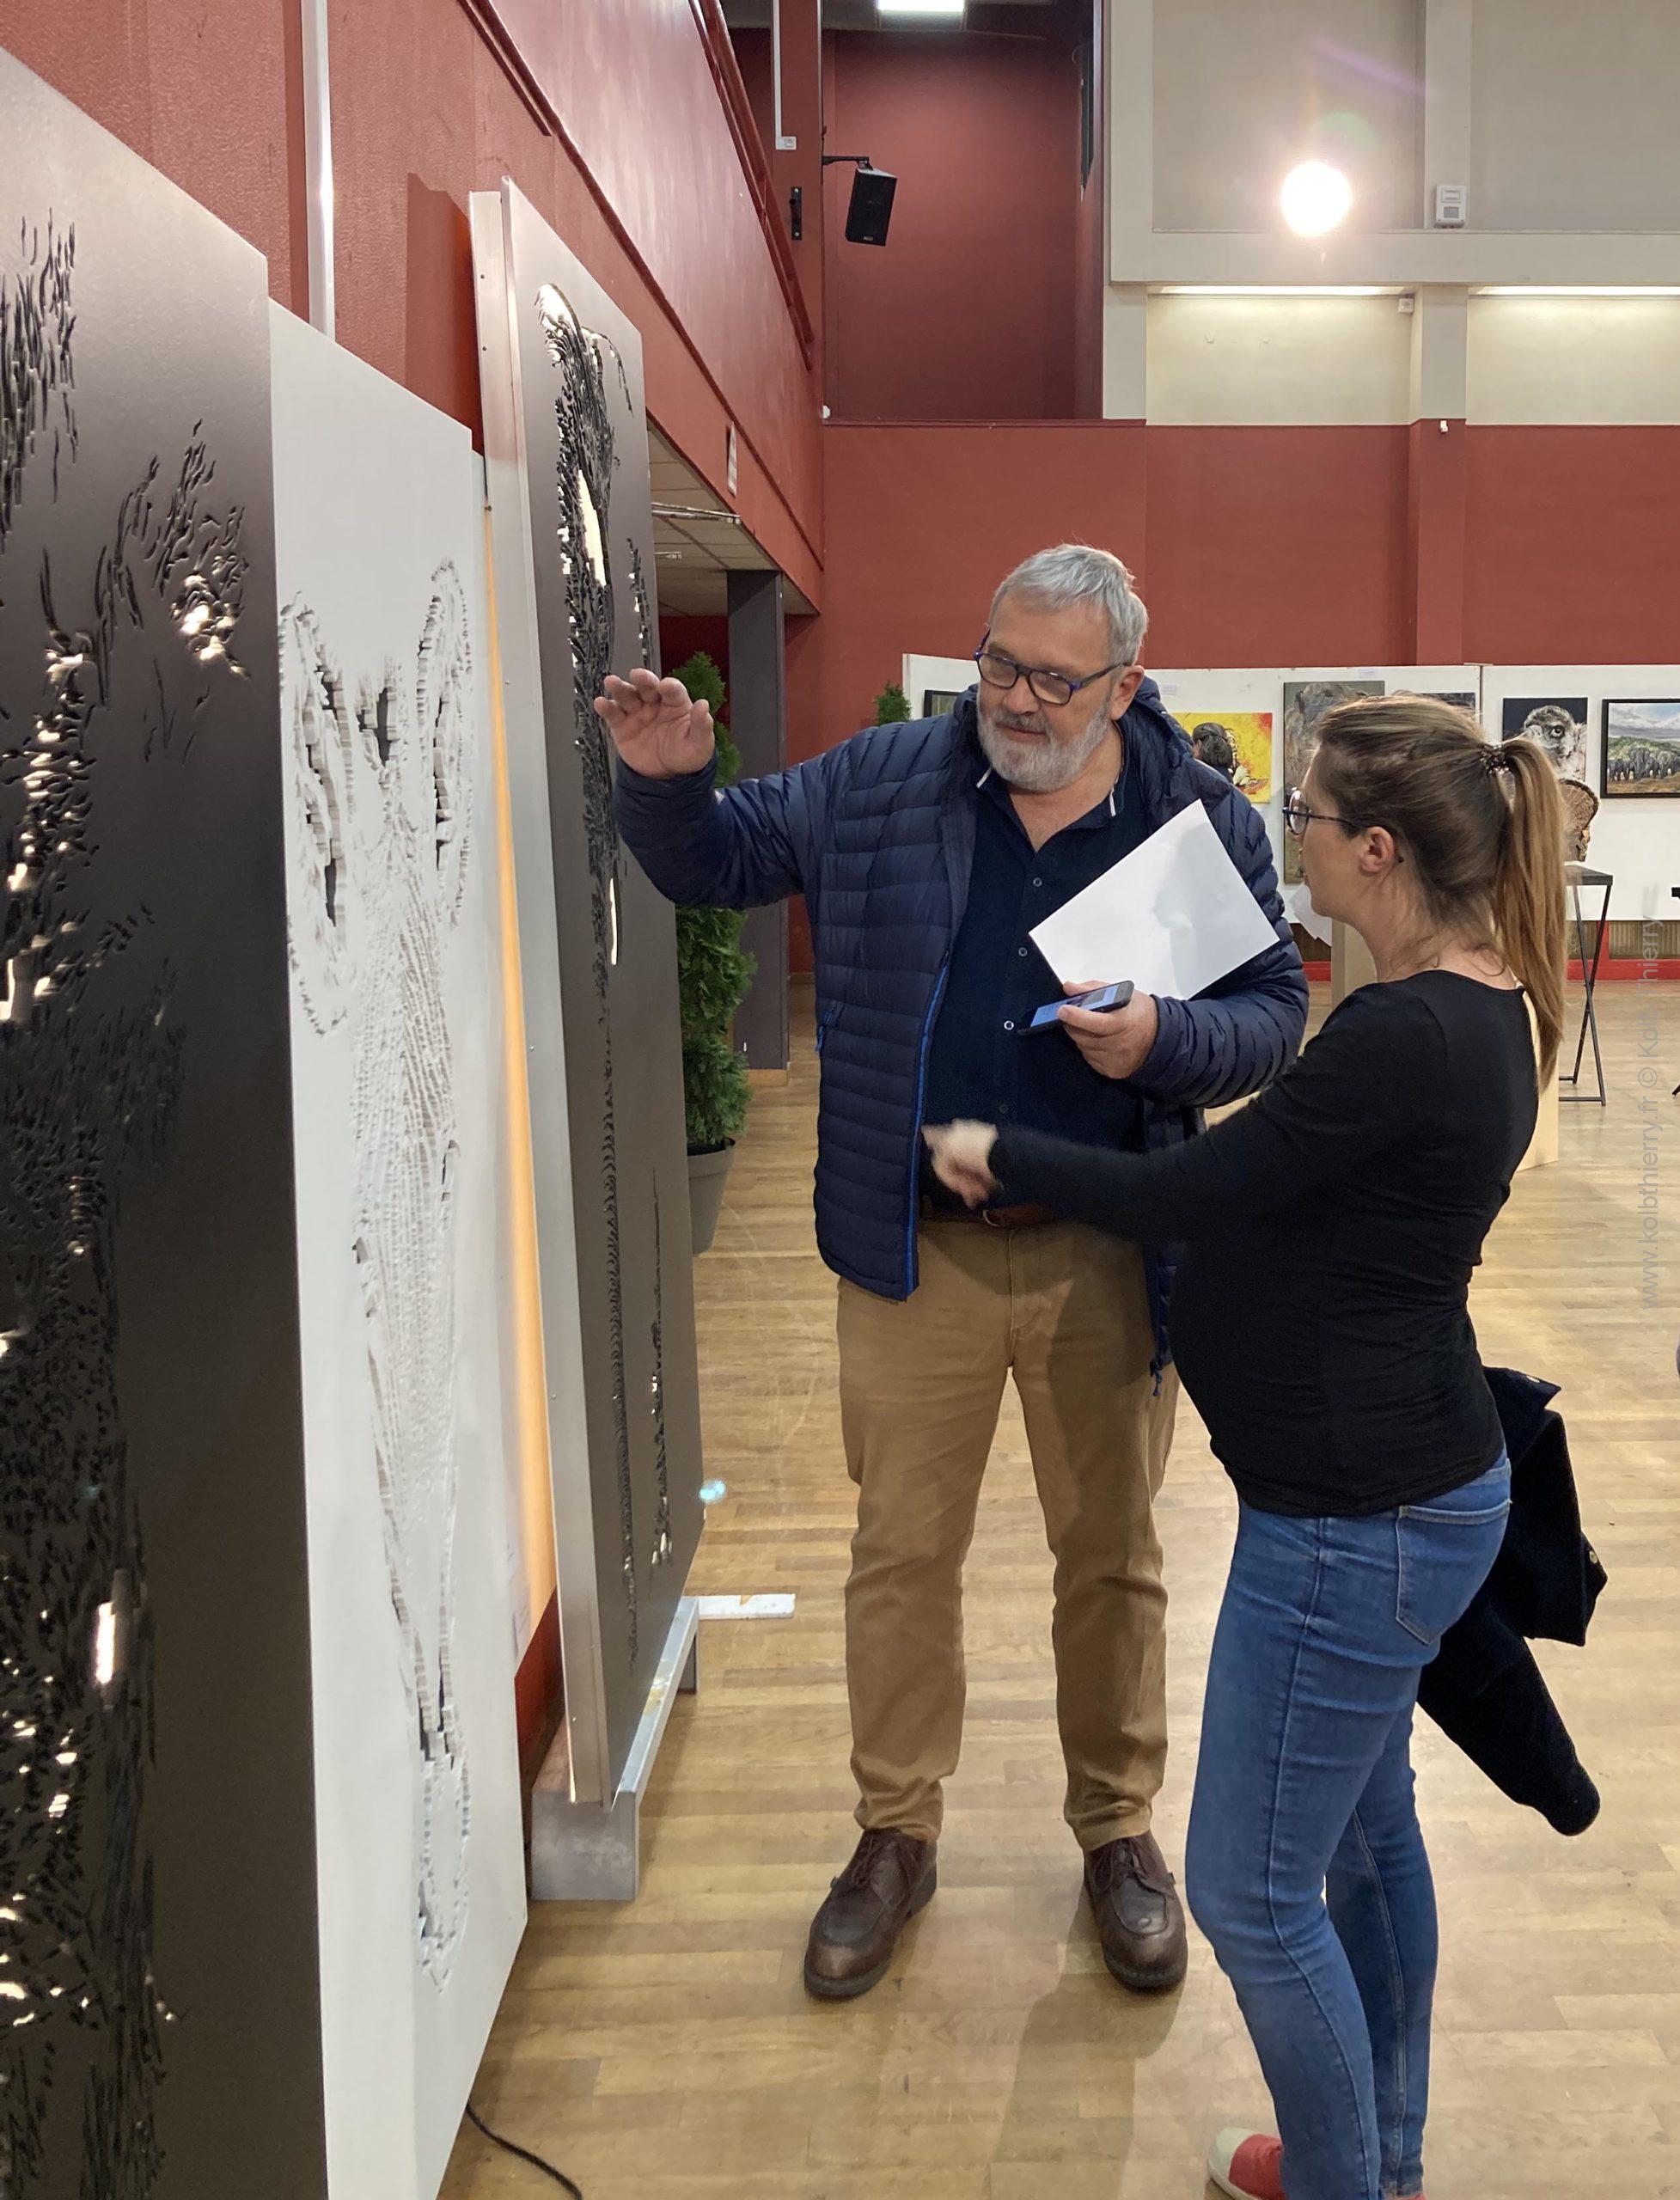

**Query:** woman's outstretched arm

left=947, top=983, right=1442, bottom=1242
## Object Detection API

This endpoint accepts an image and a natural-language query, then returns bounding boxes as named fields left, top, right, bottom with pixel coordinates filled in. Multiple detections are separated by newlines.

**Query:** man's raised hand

left=593, top=668, right=716, bottom=779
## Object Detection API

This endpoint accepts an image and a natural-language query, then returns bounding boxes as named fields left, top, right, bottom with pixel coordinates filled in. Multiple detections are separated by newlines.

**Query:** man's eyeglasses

left=974, top=641, right=1128, bottom=711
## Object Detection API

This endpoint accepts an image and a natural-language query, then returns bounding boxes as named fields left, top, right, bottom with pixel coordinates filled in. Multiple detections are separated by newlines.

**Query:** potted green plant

left=671, top=652, right=756, bottom=1255
left=873, top=680, right=913, bottom=724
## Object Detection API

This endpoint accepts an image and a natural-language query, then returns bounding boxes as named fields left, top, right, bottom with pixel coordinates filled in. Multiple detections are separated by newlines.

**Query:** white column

left=1408, top=284, right=1469, bottom=423
left=301, top=0, right=335, bottom=339
left=1103, top=283, right=1149, bottom=420
left=1106, top=0, right=1152, bottom=282
left=1421, top=0, right=1475, bottom=226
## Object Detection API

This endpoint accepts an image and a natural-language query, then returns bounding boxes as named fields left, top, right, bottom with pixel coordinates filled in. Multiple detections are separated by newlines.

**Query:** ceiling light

left=1156, top=284, right=1395, bottom=296
left=877, top=0, right=964, bottom=15
left=1475, top=285, right=1680, bottom=297
left=1280, top=161, right=1353, bottom=238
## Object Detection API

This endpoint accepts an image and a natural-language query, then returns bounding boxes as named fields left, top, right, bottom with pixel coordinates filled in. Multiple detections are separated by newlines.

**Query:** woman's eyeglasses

left=1284, top=786, right=1402, bottom=859
left=1285, top=786, right=1363, bottom=840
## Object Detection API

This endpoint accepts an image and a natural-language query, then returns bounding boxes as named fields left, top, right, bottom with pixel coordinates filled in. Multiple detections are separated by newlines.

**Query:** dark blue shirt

left=922, top=755, right=1151, bottom=1207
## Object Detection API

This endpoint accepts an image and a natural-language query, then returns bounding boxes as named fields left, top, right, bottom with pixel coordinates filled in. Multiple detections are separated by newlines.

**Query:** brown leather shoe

left=1084, top=1831, right=1188, bottom=1992
left=803, top=1829, right=937, bottom=2001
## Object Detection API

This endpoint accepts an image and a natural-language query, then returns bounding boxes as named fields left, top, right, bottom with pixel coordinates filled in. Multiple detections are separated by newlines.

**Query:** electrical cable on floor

left=465, top=2102, right=585, bottom=2196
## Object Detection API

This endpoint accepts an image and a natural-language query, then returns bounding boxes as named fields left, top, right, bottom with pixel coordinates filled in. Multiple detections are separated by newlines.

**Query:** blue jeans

left=1186, top=1459, right=1512, bottom=2200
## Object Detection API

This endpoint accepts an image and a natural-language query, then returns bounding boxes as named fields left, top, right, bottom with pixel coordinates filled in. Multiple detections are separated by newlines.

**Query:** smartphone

left=1027, top=979, right=1134, bottom=1031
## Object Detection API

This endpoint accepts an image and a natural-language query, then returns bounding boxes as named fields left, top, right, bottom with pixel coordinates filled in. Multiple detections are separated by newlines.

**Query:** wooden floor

left=445, top=978, right=1680, bottom=2200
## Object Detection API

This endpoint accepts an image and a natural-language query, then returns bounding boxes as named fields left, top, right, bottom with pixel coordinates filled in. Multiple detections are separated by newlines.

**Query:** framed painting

left=1601, top=700, right=1680, bottom=797
left=1182, top=711, right=1275, bottom=804
left=1410, top=689, right=1480, bottom=716
left=1501, top=696, right=1588, bottom=784
left=1281, top=681, right=1384, bottom=880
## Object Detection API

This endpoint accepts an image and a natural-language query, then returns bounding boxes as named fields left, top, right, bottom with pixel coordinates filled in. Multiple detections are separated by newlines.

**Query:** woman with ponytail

left=926, top=698, right=1566, bottom=2200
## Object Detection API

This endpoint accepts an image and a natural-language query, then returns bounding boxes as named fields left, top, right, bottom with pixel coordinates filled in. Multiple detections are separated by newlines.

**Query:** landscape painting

left=1413, top=689, right=1480, bottom=717
left=1602, top=699, right=1680, bottom=797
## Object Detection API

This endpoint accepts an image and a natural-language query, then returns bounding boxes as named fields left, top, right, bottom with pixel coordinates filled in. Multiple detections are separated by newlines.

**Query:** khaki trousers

left=837, top=1216, right=1179, bottom=1852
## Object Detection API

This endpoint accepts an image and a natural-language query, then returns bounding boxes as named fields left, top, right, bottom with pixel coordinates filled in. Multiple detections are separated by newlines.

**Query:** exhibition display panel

left=272, top=302, right=527, bottom=2200
left=472, top=181, right=706, bottom=1892
left=0, top=53, right=327, bottom=2197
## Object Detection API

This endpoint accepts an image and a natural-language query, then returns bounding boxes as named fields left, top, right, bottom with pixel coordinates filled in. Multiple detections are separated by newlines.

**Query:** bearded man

left=602, top=544, right=1305, bottom=2001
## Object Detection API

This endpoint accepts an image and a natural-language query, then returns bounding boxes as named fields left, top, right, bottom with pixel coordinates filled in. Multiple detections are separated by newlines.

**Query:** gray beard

left=979, top=701, right=1115, bottom=793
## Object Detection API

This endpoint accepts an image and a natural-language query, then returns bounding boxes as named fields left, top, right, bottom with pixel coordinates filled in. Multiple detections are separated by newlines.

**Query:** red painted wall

left=811, top=419, right=1680, bottom=740
left=808, top=422, right=1144, bottom=757
left=1142, top=427, right=1413, bottom=667
left=809, top=419, right=1407, bottom=785
left=513, top=1597, right=562, bottom=1793
left=0, top=0, right=823, bottom=611
left=823, top=31, right=1083, bottom=421
left=1463, top=426, right=1680, bottom=663
left=731, top=6, right=826, bottom=385
left=0, top=0, right=306, bottom=311
left=730, top=27, right=775, bottom=174
left=482, top=0, right=821, bottom=553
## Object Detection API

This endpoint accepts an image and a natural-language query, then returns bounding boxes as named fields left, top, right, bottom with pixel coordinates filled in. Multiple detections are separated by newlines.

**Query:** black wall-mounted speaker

left=846, top=164, right=897, bottom=247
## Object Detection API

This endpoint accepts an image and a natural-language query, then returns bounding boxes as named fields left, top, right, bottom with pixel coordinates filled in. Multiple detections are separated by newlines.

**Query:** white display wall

left=905, top=651, right=981, bottom=724
left=1479, top=668, right=1679, bottom=923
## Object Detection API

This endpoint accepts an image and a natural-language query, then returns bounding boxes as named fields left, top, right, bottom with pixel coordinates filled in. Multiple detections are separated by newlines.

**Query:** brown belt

left=922, top=1198, right=1059, bottom=1231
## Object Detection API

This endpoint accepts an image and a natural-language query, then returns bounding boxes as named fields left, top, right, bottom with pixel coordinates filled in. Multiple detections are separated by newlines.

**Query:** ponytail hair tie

left=1488, top=743, right=1514, bottom=773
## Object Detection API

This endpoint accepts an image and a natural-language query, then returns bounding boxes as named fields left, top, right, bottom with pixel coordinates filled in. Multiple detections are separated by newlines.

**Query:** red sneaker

left=1207, top=2129, right=1426, bottom=2200
left=1207, top=2132, right=1286, bottom=2200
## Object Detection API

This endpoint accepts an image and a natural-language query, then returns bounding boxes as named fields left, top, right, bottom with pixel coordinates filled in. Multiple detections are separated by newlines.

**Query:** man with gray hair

left=602, top=545, right=1306, bottom=2001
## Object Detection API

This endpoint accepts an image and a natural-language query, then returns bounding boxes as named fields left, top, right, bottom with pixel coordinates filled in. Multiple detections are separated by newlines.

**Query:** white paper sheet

left=1286, top=877, right=1332, bottom=946
left=1029, top=799, right=1281, bottom=999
